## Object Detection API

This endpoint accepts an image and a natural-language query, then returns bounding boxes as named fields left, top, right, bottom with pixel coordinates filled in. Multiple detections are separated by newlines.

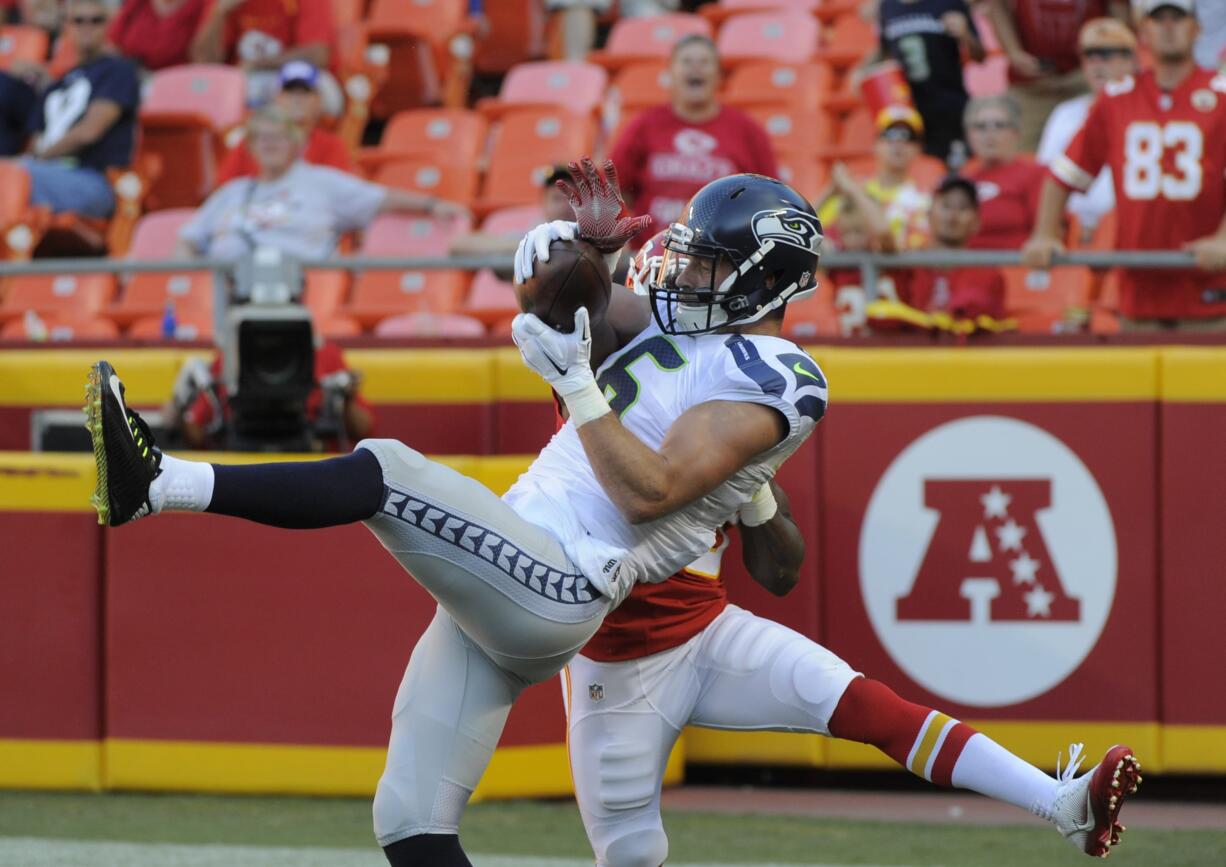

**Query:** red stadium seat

left=965, top=55, right=1009, bottom=98
left=716, top=13, right=819, bottom=66
left=139, top=65, right=246, bottom=209
left=111, top=271, right=213, bottom=328
left=1, top=313, right=120, bottom=341
left=345, top=269, right=472, bottom=327
left=0, top=273, right=115, bottom=323
left=722, top=61, right=834, bottom=111
left=463, top=268, right=520, bottom=324
left=822, top=106, right=875, bottom=159
left=607, top=61, right=671, bottom=115
left=746, top=106, right=834, bottom=157
left=374, top=160, right=480, bottom=204
left=365, top=0, right=474, bottom=117
left=481, top=205, right=545, bottom=237
left=1001, top=266, right=1092, bottom=333
left=775, top=157, right=829, bottom=201
left=374, top=311, right=487, bottom=337
left=360, top=214, right=475, bottom=256
left=364, top=109, right=488, bottom=170
left=127, top=209, right=196, bottom=260
left=0, top=25, right=48, bottom=70
left=482, top=61, right=608, bottom=117
left=588, top=14, right=712, bottom=69
left=816, top=13, right=877, bottom=68
left=475, top=0, right=547, bottom=74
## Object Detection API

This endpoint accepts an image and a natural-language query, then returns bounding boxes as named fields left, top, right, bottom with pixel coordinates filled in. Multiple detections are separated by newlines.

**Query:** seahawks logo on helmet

left=751, top=208, right=822, bottom=255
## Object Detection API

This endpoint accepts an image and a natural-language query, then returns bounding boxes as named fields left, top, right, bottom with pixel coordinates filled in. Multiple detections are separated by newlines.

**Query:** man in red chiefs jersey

left=984, top=0, right=1130, bottom=150
left=608, top=34, right=777, bottom=249
left=1023, top=0, right=1226, bottom=329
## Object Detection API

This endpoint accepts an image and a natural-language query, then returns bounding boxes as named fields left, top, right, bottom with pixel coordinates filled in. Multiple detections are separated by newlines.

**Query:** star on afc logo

left=859, top=417, right=1117, bottom=708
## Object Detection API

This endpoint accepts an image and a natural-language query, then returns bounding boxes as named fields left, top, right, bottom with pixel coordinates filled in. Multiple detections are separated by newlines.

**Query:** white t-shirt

left=1036, top=94, right=1114, bottom=231
left=503, top=322, right=826, bottom=588
left=180, top=161, right=387, bottom=261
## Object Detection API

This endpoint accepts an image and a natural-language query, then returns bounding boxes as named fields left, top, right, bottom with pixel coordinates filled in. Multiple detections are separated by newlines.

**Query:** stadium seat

left=480, top=205, right=545, bottom=237
left=775, top=157, right=829, bottom=202
left=139, top=65, right=246, bottom=209
left=1, top=313, right=120, bottom=341
left=0, top=25, right=48, bottom=69
left=111, top=271, right=213, bottom=328
left=362, top=109, right=487, bottom=171
left=463, top=268, right=520, bottom=325
left=965, top=55, right=1009, bottom=98
left=127, top=309, right=213, bottom=340
left=345, top=269, right=472, bottom=327
left=700, top=0, right=818, bottom=26
left=722, top=61, right=834, bottom=112
left=816, top=13, right=877, bottom=68
left=477, top=110, right=594, bottom=212
left=1069, top=209, right=1116, bottom=251
left=480, top=61, right=608, bottom=117
left=360, top=213, right=475, bottom=257
left=303, top=269, right=352, bottom=321
left=781, top=290, right=839, bottom=340
left=0, top=161, right=41, bottom=259
left=313, top=313, right=363, bottom=338
left=127, top=209, right=196, bottom=260
left=333, top=0, right=366, bottom=27
left=588, top=14, right=712, bottom=69
left=475, top=0, right=547, bottom=74
left=0, top=273, right=115, bottom=323
left=746, top=106, right=833, bottom=157
left=1001, top=266, right=1092, bottom=332
left=607, top=61, right=671, bottom=115
left=716, top=13, right=819, bottom=66
left=374, top=311, right=487, bottom=337
left=365, top=0, right=474, bottom=117
left=822, top=107, right=875, bottom=159
left=374, top=160, right=480, bottom=204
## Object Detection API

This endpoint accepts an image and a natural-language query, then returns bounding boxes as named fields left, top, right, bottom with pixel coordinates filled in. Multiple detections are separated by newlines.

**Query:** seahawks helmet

left=651, top=174, right=822, bottom=335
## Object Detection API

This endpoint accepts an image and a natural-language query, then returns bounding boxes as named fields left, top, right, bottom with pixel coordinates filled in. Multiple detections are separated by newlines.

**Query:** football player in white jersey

left=524, top=167, right=1143, bottom=866
left=85, top=169, right=837, bottom=866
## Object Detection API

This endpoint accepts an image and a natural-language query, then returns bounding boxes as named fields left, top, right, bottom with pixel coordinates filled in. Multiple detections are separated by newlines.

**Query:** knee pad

left=603, top=827, right=669, bottom=867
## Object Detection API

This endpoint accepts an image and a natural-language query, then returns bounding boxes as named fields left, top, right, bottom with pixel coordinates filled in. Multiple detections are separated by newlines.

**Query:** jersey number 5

left=1123, top=121, right=1203, bottom=201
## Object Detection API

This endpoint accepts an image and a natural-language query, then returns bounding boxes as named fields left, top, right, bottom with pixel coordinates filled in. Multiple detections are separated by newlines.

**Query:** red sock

left=828, top=678, right=977, bottom=786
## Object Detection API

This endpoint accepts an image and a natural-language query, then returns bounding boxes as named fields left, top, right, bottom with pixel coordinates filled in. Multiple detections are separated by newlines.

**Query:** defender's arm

left=739, top=481, right=804, bottom=596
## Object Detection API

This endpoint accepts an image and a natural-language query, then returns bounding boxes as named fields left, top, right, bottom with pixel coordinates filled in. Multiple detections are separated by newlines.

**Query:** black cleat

left=84, top=360, right=162, bottom=526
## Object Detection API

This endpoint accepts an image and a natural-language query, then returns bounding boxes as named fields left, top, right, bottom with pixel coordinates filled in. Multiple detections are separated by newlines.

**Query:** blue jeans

left=20, top=157, right=115, bottom=218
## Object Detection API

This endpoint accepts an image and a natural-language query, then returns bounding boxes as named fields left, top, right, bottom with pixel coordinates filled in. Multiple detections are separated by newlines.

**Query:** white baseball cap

left=1137, top=0, right=1195, bottom=15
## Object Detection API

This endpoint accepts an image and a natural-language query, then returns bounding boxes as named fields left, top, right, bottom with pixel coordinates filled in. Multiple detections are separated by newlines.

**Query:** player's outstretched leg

left=828, top=677, right=1141, bottom=858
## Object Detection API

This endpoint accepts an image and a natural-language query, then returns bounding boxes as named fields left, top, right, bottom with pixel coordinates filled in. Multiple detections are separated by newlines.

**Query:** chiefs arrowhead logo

left=860, top=417, right=1117, bottom=708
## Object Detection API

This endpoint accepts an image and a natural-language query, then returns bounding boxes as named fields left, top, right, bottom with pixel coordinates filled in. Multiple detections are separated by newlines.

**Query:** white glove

left=513, top=220, right=578, bottom=285
left=739, top=481, right=778, bottom=527
left=511, top=306, right=611, bottom=427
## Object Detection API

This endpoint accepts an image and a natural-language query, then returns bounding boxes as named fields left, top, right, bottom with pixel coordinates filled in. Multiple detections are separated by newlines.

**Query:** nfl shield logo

left=588, top=683, right=604, bottom=702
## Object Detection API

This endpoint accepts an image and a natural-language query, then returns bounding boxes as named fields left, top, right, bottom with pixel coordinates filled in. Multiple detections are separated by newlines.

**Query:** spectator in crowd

left=216, top=61, right=351, bottom=184
left=984, top=0, right=1130, bottom=151
left=820, top=105, right=933, bottom=250
left=1036, top=18, right=1136, bottom=242
left=0, top=71, right=35, bottom=156
left=190, top=0, right=339, bottom=112
left=963, top=94, right=1046, bottom=249
left=609, top=34, right=777, bottom=247
left=1024, top=0, right=1226, bottom=331
left=107, top=0, right=210, bottom=72
left=450, top=165, right=576, bottom=258
left=877, top=0, right=984, bottom=166
left=820, top=184, right=896, bottom=337
left=13, top=0, right=138, bottom=217
left=1195, top=0, right=1226, bottom=69
left=545, top=0, right=680, bottom=62
left=870, top=175, right=1009, bottom=332
left=177, top=106, right=468, bottom=261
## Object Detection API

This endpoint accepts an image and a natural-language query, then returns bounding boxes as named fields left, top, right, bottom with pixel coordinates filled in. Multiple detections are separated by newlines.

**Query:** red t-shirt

left=609, top=104, right=778, bottom=247
left=1008, top=0, right=1107, bottom=79
left=108, top=0, right=209, bottom=71
left=203, top=0, right=335, bottom=68
left=968, top=158, right=1047, bottom=251
left=216, top=126, right=354, bottom=184
left=900, top=266, right=1006, bottom=320
left=1052, top=69, right=1226, bottom=320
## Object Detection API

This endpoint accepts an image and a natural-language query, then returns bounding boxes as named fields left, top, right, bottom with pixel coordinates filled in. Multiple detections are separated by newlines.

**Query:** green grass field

left=1, top=791, right=1223, bottom=867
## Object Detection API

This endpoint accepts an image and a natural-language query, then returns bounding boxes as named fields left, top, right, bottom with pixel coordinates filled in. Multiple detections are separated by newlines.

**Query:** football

left=521, top=238, right=611, bottom=331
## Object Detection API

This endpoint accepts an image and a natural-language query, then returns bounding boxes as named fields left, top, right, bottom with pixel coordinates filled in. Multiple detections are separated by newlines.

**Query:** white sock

left=150, top=454, right=214, bottom=513
left=950, top=733, right=1060, bottom=819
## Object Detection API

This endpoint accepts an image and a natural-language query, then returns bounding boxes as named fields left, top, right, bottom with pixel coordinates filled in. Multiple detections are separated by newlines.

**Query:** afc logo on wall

left=860, top=416, right=1117, bottom=708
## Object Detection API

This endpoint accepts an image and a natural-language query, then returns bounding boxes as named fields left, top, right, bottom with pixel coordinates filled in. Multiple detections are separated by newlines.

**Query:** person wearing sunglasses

left=962, top=94, right=1047, bottom=250
left=1036, top=18, right=1137, bottom=243
left=15, top=0, right=138, bottom=218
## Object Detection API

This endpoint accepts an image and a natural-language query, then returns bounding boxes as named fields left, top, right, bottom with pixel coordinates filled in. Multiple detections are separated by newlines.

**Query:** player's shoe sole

left=84, top=360, right=161, bottom=527
left=1085, top=745, right=1142, bottom=857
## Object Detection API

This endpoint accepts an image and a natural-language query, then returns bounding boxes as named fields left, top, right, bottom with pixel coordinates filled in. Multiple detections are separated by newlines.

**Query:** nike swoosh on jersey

left=793, top=361, right=822, bottom=383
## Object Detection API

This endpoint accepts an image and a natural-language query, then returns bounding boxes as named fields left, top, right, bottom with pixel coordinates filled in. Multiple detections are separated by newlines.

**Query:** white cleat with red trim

left=1050, top=743, right=1142, bottom=858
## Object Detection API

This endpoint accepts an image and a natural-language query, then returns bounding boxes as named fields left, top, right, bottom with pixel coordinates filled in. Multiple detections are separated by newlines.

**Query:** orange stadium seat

left=127, top=209, right=196, bottom=260
left=365, top=0, right=473, bottom=116
left=463, top=268, right=520, bottom=325
left=588, top=14, right=712, bottom=68
left=747, top=106, right=833, bottom=157
left=374, top=311, right=487, bottom=337
left=303, top=269, right=352, bottom=321
left=781, top=290, right=839, bottom=340
left=775, top=157, right=828, bottom=201
left=374, top=160, right=480, bottom=204
left=139, top=65, right=246, bottom=209
left=0, top=273, right=115, bottom=323
left=127, top=309, right=213, bottom=340
left=700, top=0, right=818, bottom=26
left=360, top=213, right=474, bottom=256
left=716, top=12, right=819, bottom=66
left=722, top=61, right=834, bottom=112
left=478, top=162, right=565, bottom=214
left=475, top=0, right=547, bottom=74
left=111, top=271, right=213, bottom=329
left=345, top=269, right=472, bottom=327
left=478, top=110, right=595, bottom=212
left=313, top=314, right=363, bottom=338
left=0, top=161, right=41, bottom=259
left=607, top=61, right=671, bottom=117
left=480, top=205, right=545, bottom=237
left=364, top=109, right=488, bottom=170
left=817, top=13, right=877, bottom=68
left=333, top=0, right=367, bottom=27
left=0, top=25, right=48, bottom=69
left=1, top=313, right=120, bottom=341
left=1001, top=266, right=1092, bottom=332
left=966, top=55, right=1009, bottom=98
left=482, top=61, right=608, bottom=117
left=822, top=106, right=875, bottom=159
